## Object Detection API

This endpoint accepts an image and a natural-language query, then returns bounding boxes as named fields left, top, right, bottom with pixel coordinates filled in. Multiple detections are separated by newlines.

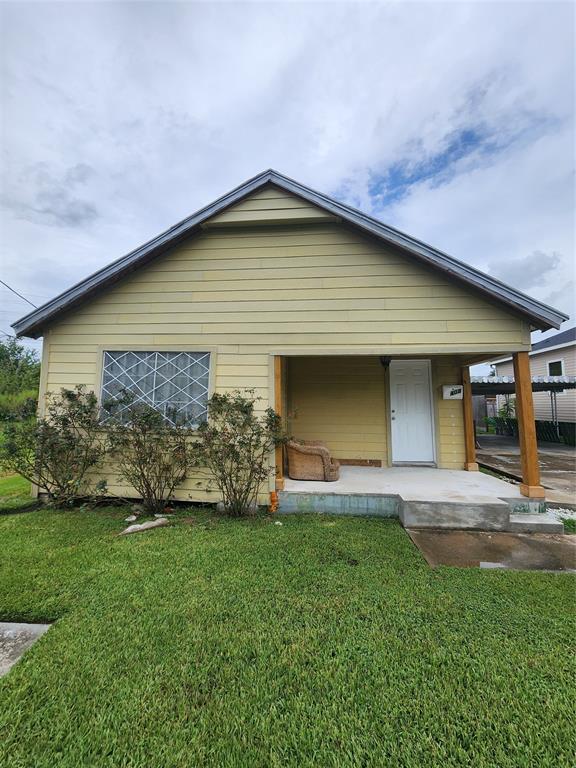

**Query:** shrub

left=498, top=398, right=515, bottom=418
left=104, top=395, right=196, bottom=515
left=196, top=390, right=285, bottom=516
left=0, top=338, right=40, bottom=396
left=0, top=386, right=104, bottom=506
left=0, top=390, right=38, bottom=422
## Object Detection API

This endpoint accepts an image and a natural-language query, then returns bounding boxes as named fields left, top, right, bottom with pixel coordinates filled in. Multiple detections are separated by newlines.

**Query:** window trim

left=547, top=358, right=564, bottom=377
left=96, top=345, right=217, bottom=427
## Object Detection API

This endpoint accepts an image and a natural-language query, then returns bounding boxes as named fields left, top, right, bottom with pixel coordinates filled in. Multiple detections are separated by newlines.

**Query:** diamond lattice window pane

left=101, top=351, right=210, bottom=427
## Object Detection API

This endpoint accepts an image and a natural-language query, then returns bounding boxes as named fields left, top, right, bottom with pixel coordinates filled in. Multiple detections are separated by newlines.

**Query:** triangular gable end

left=205, top=185, right=338, bottom=227
left=12, top=169, right=568, bottom=337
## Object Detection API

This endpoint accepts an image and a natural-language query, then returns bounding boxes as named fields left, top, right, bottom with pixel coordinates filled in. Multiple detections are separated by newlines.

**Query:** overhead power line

left=0, top=279, right=38, bottom=308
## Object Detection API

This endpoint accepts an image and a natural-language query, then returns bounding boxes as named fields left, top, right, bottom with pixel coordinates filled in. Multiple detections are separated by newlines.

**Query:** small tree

left=0, top=338, right=40, bottom=396
left=196, top=390, right=285, bottom=516
left=0, top=338, right=41, bottom=423
left=498, top=397, right=516, bottom=418
left=104, top=396, right=196, bottom=515
left=0, top=386, right=104, bottom=506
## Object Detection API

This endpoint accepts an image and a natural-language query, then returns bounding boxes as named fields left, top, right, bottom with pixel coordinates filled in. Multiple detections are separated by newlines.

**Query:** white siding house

left=493, top=328, right=576, bottom=424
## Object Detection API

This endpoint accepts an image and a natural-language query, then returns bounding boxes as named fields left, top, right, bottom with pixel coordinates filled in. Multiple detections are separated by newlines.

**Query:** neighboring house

left=492, top=327, right=576, bottom=424
left=13, top=170, right=567, bottom=502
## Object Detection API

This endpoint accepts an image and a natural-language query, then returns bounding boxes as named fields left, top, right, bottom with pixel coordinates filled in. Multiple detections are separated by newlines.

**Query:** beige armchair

left=286, top=440, right=340, bottom=482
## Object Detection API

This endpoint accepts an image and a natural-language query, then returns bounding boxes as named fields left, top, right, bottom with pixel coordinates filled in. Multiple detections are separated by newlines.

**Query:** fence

left=486, top=417, right=575, bottom=446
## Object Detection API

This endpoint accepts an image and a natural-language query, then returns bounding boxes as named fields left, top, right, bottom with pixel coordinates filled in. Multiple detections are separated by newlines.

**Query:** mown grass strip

left=0, top=496, right=574, bottom=767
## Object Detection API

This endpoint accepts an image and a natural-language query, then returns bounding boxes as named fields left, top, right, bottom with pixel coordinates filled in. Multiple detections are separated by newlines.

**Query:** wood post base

left=520, top=484, right=545, bottom=499
left=275, top=478, right=285, bottom=491
left=465, top=462, right=479, bottom=471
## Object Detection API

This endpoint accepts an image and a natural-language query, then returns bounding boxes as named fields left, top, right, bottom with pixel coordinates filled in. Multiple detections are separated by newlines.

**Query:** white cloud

left=0, top=0, right=574, bottom=348
left=381, top=125, right=575, bottom=321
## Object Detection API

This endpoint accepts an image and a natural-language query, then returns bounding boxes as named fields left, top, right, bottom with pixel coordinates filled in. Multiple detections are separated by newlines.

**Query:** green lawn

left=0, top=479, right=574, bottom=767
left=0, top=472, right=31, bottom=510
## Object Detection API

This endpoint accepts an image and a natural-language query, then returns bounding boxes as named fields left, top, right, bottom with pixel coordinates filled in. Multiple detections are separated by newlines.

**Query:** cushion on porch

left=286, top=440, right=340, bottom=482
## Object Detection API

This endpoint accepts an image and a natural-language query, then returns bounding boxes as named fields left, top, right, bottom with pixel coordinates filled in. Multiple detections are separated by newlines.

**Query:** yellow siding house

left=13, top=170, right=568, bottom=504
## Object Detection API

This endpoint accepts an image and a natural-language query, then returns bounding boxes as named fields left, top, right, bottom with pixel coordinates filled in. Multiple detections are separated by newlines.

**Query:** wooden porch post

left=462, top=366, right=478, bottom=471
left=274, top=356, right=285, bottom=490
left=513, top=351, right=545, bottom=498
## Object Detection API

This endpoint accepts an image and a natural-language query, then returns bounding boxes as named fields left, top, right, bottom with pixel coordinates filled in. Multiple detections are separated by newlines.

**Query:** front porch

left=279, top=466, right=562, bottom=533
left=273, top=350, right=548, bottom=507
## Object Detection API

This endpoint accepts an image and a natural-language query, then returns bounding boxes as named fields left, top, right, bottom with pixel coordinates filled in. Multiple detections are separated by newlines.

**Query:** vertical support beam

left=462, top=366, right=478, bottom=471
left=274, top=355, right=285, bottom=491
left=513, top=351, right=545, bottom=498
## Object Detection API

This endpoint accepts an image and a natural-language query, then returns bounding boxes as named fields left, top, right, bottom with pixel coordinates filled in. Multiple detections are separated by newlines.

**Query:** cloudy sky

left=1, top=0, right=574, bottom=353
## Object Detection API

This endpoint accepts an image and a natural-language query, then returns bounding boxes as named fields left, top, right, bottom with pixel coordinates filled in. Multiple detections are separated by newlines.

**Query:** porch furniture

left=286, top=440, right=340, bottom=482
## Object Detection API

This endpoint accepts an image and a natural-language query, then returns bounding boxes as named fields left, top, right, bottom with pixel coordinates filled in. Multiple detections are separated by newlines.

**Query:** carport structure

left=469, top=370, right=576, bottom=497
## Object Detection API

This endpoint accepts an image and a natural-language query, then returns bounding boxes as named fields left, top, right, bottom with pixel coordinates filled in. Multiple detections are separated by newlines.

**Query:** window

left=548, top=360, right=564, bottom=377
left=101, top=351, right=210, bottom=427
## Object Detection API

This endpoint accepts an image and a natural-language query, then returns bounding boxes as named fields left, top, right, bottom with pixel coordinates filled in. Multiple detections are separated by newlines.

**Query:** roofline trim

left=493, top=338, right=575, bottom=365
left=13, top=169, right=569, bottom=337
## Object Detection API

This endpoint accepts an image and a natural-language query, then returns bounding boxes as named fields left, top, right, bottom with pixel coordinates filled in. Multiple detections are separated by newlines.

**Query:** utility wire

left=0, top=279, right=37, bottom=308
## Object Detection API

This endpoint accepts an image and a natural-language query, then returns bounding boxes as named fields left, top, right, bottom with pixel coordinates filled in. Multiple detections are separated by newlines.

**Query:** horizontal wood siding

left=207, top=187, right=336, bottom=226
left=432, top=358, right=466, bottom=469
left=287, top=356, right=387, bottom=463
left=41, top=188, right=531, bottom=499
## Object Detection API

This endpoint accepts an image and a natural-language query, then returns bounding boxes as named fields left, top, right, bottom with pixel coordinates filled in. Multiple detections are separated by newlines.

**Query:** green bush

left=0, top=390, right=38, bottom=422
left=196, top=390, right=285, bottom=516
left=104, top=394, right=197, bottom=515
left=497, top=398, right=515, bottom=418
left=0, top=386, right=105, bottom=506
left=0, top=338, right=40, bottom=396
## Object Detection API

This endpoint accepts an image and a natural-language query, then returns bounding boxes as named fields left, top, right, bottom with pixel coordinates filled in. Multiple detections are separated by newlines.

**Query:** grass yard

left=0, top=478, right=574, bottom=767
left=0, top=472, right=31, bottom=510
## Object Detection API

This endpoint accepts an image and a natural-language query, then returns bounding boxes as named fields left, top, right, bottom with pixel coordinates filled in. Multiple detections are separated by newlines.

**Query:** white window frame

left=547, top=358, right=565, bottom=396
left=547, top=358, right=564, bottom=377
left=97, top=346, right=216, bottom=428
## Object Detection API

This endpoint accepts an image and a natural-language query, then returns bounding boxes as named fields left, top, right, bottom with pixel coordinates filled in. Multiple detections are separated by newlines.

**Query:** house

left=492, top=326, right=576, bottom=429
left=13, top=170, right=568, bottom=512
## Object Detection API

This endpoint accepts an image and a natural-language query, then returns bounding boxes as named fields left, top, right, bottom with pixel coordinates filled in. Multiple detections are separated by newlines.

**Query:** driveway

left=408, top=529, right=576, bottom=571
left=477, top=434, right=575, bottom=505
left=0, top=622, right=50, bottom=676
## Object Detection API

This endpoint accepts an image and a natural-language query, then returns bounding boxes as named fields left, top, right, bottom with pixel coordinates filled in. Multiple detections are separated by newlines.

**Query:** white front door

left=389, top=360, right=435, bottom=463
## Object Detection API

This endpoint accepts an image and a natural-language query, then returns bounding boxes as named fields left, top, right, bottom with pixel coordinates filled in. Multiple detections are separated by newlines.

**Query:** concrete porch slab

left=280, top=466, right=552, bottom=530
left=284, top=466, right=524, bottom=504
left=0, top=622, right=50, bottom=677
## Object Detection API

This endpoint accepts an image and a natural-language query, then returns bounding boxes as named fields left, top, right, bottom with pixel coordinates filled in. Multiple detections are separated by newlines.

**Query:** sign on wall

left=442, top=384, right=464, bottom=400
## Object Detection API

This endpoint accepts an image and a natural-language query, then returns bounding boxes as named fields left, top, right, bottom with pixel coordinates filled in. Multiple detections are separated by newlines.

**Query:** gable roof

left=13, top=169, right=568, bottom=338
left=530, top=326, right=576, bottom=353
left=491, top=326, right=575, bottom=365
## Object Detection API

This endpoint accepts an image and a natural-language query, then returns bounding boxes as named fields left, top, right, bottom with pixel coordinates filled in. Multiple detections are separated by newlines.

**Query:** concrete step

left=278, top=491, right=566, bottom=534
left=400, top=500, right=510, bottom=531
left=508, top=513, right=564, bottom=534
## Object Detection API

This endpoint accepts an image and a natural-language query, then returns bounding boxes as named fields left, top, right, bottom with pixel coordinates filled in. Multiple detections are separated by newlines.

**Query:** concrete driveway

left=0, top=623, right=50, bottom=676
left=408, top=529, right=576, bottom=571
left=477, top=434, right=575, bottom=505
